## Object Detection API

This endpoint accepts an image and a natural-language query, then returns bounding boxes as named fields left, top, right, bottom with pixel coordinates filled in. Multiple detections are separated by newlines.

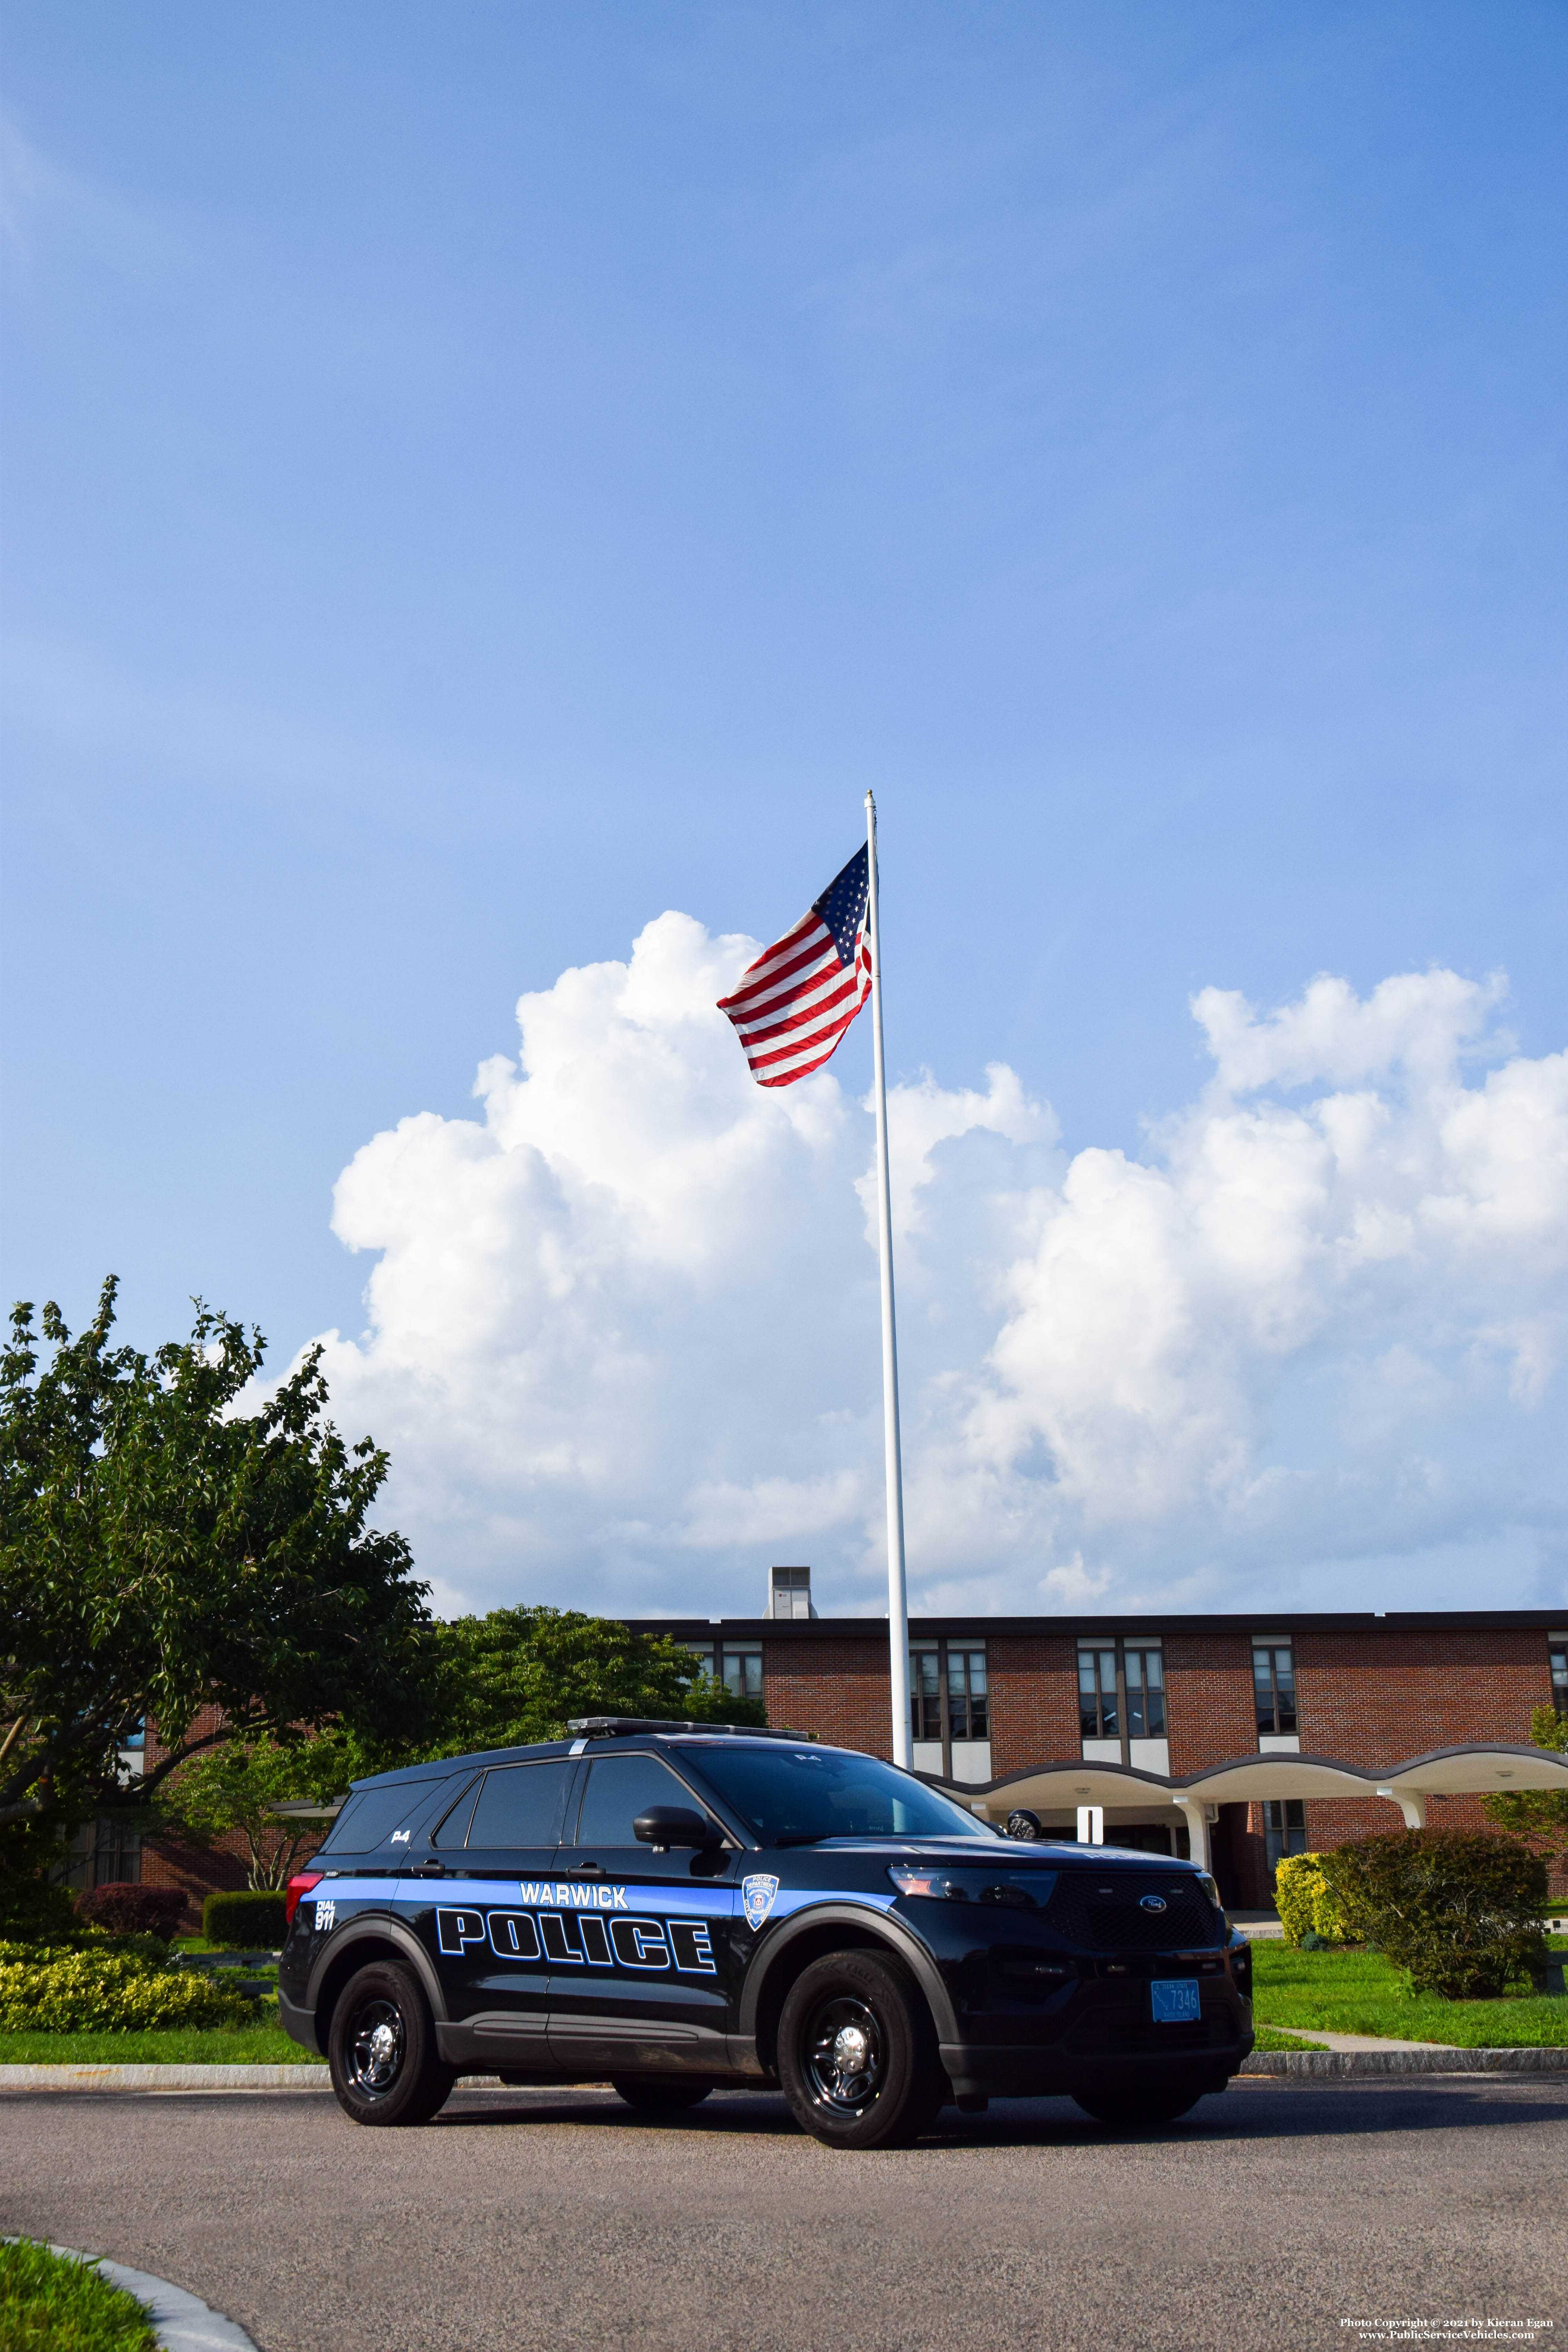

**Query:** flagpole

left=865, top=791, right=912, bottom=1769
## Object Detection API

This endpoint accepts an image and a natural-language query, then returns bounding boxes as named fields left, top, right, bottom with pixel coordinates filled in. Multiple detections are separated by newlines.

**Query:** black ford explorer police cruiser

left=279, top=1718, right=1254, bottom=2147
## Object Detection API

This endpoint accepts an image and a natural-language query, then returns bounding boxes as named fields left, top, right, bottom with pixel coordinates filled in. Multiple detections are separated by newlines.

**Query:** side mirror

left=1005, top=1809, right=1043, bottom=1842
left=633, top=1805, right=721, bottom=1853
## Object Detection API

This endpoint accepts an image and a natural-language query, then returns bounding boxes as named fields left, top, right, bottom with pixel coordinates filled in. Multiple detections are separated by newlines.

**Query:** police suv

left=279, top=1719, right=1254, bottom=2147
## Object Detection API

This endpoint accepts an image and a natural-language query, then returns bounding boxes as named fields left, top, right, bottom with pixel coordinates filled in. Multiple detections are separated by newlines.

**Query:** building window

left=1125, top=1644, right=1165, bottom=1739
left=911, top=1646, right=942, bottom=1742
left=947, top=1648, right=988, bottom=1741
left=1078, top=1638, right=1166, bottom=1751
left=1254, top=1642, right=1298, bottom=1737
left=908, top=1641, right=989, bottom=1774
left=93, top=1818, right=142, bottom=1887
left=1551, top=1636, right=1568, bottom=1719
left=722, top=1645, right=763, bottom=1702
left=684, top=1643, right=763, bottom=1702
left=1078, top=1643, right=1118, bottom=1740
left=1262, top=1798, right=1307, bottom=1875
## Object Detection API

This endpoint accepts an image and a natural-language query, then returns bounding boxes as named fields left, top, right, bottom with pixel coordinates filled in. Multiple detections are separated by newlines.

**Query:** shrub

left=202, top=1889, right=287, bottom=1949
left=1320, top=1829, right=1549, bottom=1998
left=1274, top=1853, right=1350, bottom=1947
left=0, top=1945, right=258, bottom=2032
left=76, top=1883, right=187, bottom=1940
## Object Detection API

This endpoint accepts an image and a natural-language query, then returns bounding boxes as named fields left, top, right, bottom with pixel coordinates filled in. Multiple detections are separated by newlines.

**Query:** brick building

left=71, top=1584, right=1567, bottom=1926
left=635, top=1580, right=1568, bottom=1910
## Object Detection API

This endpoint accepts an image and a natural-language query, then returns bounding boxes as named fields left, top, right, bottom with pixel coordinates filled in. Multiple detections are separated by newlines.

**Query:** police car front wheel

left=777, top=1950, right=944, bottom=2150
left=327, top=1960, right=455, bottom=2127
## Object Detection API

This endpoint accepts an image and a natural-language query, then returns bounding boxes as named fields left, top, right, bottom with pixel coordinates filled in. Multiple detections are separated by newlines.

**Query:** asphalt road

left=2, top=2079, right=1564, bottom=2352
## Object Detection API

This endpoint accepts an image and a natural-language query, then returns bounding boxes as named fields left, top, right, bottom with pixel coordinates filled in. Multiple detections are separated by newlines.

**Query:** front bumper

left=939, top=2027, right=1253, bottom=2103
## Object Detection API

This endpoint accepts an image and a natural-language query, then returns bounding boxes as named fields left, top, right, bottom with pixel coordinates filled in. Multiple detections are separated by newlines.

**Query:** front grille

left=1045, top=1875, right=1220, bottom=1953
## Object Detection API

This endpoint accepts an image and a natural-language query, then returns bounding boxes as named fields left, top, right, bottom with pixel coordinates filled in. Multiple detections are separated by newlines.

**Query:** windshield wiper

left=773, top=1832, right=830, bottom=1846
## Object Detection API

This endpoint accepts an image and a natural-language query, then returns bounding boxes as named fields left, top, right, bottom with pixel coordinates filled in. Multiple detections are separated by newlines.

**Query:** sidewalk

left=1273, top=2030, right=1455, bottom=2052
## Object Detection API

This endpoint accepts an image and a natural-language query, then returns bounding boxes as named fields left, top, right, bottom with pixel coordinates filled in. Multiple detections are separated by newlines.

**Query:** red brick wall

left=1165, top=1632, right=1257, bottom=1774
left=1295, top=1629, right=1553, bottom=1764
left=989, top=1635, right=1078, bottom=1773
left=764, top=1637, right=891, bottom=1757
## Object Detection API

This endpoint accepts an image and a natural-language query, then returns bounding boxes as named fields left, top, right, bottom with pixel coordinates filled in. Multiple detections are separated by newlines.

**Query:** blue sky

left=3, top=5, right=1565, bottom=1615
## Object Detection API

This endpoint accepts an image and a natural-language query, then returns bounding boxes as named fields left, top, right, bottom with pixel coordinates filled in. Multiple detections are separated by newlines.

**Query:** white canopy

left=938, top=1741, right=1568, bottom=1864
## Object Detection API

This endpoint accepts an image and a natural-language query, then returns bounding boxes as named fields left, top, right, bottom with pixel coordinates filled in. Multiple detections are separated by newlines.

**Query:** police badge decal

left=740, top=1873, right=780, bottom=1931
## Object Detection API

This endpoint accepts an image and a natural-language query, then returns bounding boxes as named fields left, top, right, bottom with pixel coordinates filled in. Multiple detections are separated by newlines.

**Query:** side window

left=573, top=1753, right=697, bottom=1847
left=465, top=1760, right=574, bottom=1850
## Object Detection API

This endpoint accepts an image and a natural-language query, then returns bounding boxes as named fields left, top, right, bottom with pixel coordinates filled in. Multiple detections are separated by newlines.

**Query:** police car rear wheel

left=778, top=1950, right=943, bottom=2150
left=610, top=2076, right=715, bottom=2114
left=328, top=1960, right=454, bottom=2127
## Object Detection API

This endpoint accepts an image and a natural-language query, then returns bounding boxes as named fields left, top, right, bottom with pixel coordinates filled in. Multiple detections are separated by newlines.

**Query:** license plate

left=1151, top=1977, right=1201, bottom=2024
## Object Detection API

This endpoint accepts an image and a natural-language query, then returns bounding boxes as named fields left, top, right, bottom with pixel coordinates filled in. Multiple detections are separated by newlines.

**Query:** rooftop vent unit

left=767, top=1564, right=816, bottom=1620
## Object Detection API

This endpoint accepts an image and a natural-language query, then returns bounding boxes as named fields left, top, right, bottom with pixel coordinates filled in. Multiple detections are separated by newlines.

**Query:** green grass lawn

left=0, top=2021, right=316, bottom=2064
left=0, top=2239, right=156, bottom=2350
left=1250, top=2026, right=1329, bottom=2051
left=1252, top=1941, right=1568, bottom=2046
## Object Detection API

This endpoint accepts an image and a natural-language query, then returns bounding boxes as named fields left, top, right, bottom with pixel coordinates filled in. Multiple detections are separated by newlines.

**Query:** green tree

left=1483, top=1703, right=1568, bottom=1873
left=424, top=1606, right=766, bottom=1755
left=0, top=1281, right=435, bottom=1878
left=168, top=1733, right=358, bottom=1891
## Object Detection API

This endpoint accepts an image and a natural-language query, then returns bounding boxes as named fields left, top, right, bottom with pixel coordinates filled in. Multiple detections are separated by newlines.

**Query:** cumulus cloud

left=300, top=922, right=1568, bottom=1618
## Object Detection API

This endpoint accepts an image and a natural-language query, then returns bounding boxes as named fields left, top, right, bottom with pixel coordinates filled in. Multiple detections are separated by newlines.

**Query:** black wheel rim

left=802, top=1994, right=886, bottom=2118
left=345, top=1995, right=406, bottom=2099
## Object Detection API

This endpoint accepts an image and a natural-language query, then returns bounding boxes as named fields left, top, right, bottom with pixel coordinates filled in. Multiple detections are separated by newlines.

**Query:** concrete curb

left=3, top=2052, right=1566, bottom=2091
left=1241, top=2047, right=1568, bottom=2077
left=0, top=2063, right=330, bottom=2090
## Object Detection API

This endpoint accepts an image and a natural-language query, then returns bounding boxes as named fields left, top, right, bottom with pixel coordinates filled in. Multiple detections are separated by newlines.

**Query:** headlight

left=888, top=1865, right=1057, bottom=1907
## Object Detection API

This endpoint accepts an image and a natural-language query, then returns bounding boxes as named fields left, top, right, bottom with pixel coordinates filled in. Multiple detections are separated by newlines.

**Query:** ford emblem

left=1139, top=1893, right=1168, bottom=1914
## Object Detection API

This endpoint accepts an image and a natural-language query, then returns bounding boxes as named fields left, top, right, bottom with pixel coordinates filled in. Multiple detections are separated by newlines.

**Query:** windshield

left=681, top=1743, right=997, bottom=1845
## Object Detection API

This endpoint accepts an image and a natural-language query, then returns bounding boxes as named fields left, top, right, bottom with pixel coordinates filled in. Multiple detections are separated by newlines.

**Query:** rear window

left=317, top=1779, right=443, bottom=1855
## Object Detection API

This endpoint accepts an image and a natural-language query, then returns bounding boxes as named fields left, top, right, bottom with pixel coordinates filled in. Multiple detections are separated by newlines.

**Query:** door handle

left=568, top=1862, right=604, bottom=1877
left=410, top=1859, right=446, bottom=1877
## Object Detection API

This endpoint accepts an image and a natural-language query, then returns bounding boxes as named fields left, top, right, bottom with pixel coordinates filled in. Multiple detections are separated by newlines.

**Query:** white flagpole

left=864, top=791, right=912, bottom=1769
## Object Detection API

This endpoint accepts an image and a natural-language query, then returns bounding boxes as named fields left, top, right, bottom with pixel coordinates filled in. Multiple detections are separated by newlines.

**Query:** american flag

left=717, top=845, right=873, bottom=1087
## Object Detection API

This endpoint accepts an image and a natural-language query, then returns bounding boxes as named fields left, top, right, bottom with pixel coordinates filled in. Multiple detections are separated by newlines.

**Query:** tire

left=327, top=1960, right=455, bottom=2127
left=777, top=1949, right=944, bottom=2151
left=1073, top=2085, right=1203, bottom=2129
left=610, top=2076, right=715, bottom=2114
